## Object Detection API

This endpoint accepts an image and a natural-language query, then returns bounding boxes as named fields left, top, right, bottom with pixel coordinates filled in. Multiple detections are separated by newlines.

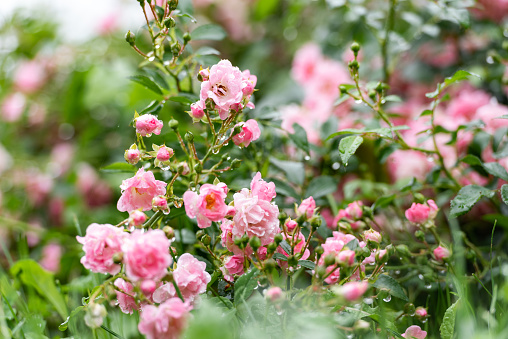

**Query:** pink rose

left=277, top=231, right=310, bottom=269
left=152, top=195, right=169, bottom=214
left=345, top=201, right=363, bottom=219
left=250, top=172, right=276, bottom=201
left=117, top=168, right=167, bottom=212
left=14, top=60, right=46, bottom=93
left=138, top=298, right=192, bottom=339
left=405, top=203, right=431, bottom=224
left=232, top=119, right=261, bottom=147
left=363, top=229, right=382, bottom=243
left=433, top=246, right=451, bottom=262
left=220, top=219, right=251, bottom=255
left=183, top=183, right=229, bottom=229
left=387, top=150, right=434, bottom=182
left=77, top=223, right=126, bottom=275
left=1, top=92, right=26, bottom=122
left=156, top=146, right=174, bottom=162
left=123, top=229, right=172, bottom=281
left=415, top=307, right=428, bottom=319
left=128, top=210, right=147, bottom=227
left=427, top=199, right=439, bottom=219
left=402, top=325, right=427, bottom=339
left=285, top=219, right=298, bottom=233
left=318, top=231, right=357, bottom=284
left=337, top=249, right=355, bottom=266
left=232, top=188, right=280, bottom=246
left=337, top=281, right=368, bottom=301
left=114, top=278, right=138, bottom=314
left=241, top=70, right=257, bottom=96
left=135, top=114, right=163, bottom=137
left=297, top=196, right=317, bottom=218
left=475, top=102, right=508, bottom=133
left=153, top=253, right=210, bottom=302
left=445, top=88, right=490, bottom=121
left=199, top=60, right=244, bottom=119
left=220, top=255, right=245, bottom=282
left=190, top=101, right=205, bottom=120
left=265, top=286, right=283, bottom=302
left=40, top=243, right=62, bottom=273
left=292, top=43, right=323, bottom=84
left=124, top=147, right=141, bottom=165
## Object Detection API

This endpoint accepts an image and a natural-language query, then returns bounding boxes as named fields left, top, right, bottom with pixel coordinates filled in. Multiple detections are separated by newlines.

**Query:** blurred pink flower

left=1, top=92, right=26, bottom=122
left=472, top=0, right=508, bottom=22
left=419, top=38, right=459, bottom=68
left=337, top=281, right=368, bottom=301
left=265, top=286, right=284, bottom=302
left=232, top=119, right=261, bottom=147
left=114, top=278, right=138, bottom=314
left=475, top=102, right=508, bottom=133
left=25, top=170, right=53, bottom=207
left=387, top=150, right=434, bottom=182
left=138, top=298, right=192, bottom=339
left=117, top=168, right=167, bottom=212
left=292, top=43, right=323, bottom=84
left=77, top=163, right=113, bottom=208
left=50, top=143, right=75, bottom=176
left=40, top=243, right=62, bottom=273
left=77, top=223, right=126, bottom=274
left=14, top=60, right=46, bottom=93
left=433, top=245, right=451, bottom=262
left=402, top=325, right=427, bottom=339
left=297, top=196, right=316, bottom=219
left=123, top=229, right=172, bottom=281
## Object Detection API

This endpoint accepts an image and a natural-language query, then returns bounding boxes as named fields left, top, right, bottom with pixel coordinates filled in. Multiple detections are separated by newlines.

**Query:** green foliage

left=338, top=136, right=363, bottom=166
left=450, top=185, right=495, bottom=218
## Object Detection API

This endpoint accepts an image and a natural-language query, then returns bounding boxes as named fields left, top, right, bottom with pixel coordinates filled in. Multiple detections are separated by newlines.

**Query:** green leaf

left=273, top=253, right=288, bottom=261
left=305, top=176, right=337, bottom=199
left=339, top=136, right=363, bottom=166
left=298, top=260, right=316, bottom=270
left=101, top=325, right=125, bottom=339
left=483, top=162, right=508, bottom=181
left=168, top=96, right=195, bottom=105
left=326, top=125, right=409, bottom=140
left=254, top=0, right=280, bottom=19
left=191, top=24, right=227, bottom=41
left=59, top=306, right=84, bottom=331
left=288, top=123, right=310, bottom=155
left=10, top=259, right=68, bottom=320
left=270, top=157, right=304, bottom=185
left=279, top=240, right=292, bottom=254
left=460, top=154, right=482, bottom=166
left=372, top=194, right=396, bottom=211
left=440, top=298, right=460, bottom=339
left=100, top=162, right=137, bottom=173
left=383, top=95, right=402, bottom=102
left=345, top=239, right=360, bottom=251
left=195, top=46, right=220, bottom=56
left=128, top=75, right=163, bottom=95
left=372, top=274, right=409, bottom=301
left=450, top=185, right=495, bottom=218
left=234, top=268, right=259, bottom=306
left=444, top=70, right=478, bottom=86
left=501, top=185, right=508, bottom=205
left=269, top=177, right=299, bottom=199
left=419, top=109, right=433, bottom=117
left=139, top=100, right=163, bottom=115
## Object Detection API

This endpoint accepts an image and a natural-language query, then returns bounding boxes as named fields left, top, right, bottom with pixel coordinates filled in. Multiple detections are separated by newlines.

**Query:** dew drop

left=421, top=319, right=428, bottom=324
left=332, top=162, right=340, bottom=170
left=161, top=166, right=171, bottom=171
left=395, top=270, right=401, bottom=275
left=418, top=274, right=424, bottom=280
left=383, top=295, right=392, bottom=302
left=486, top=56, right=494, bottom=64
left=163, top=210, right=170, bottom=215
left=148, top=56, right=155, bottom=62
left=425, top=284, right=432, bottom=289
left=304, top=155, right=310, bottom=161
left=212, top=149, right=219, bottom=154
left=223, top=142, right=229, bottom=146
left=363, top=298, right=373, bottom=305
left=355, top=99, right=362, bottom=104
left=276, top=310, right=283, bottom=316
left=227, top=156, right=231, bottom=161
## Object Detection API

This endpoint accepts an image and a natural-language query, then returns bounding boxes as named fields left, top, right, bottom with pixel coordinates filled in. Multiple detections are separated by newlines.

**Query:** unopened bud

left=194, top=162, right=203, bottom=173
left=287, top=255, right=298, bottom=267
left=164, top=271, right=174, bottom=282
left=163, top=226, right=175, bottom=239
left=171, top=42, right=181, bottom=57
left=278, top=211, right=288, bottom=220
left=310, top=217, right=322, bottom=230
left=273, top=233, right=283, bottom=244
left=183, top=32, right=191, bottom=44
left=415, top=230, right=426, bottom=242
left=112, top=252, right=123, bottom=264
left=264, top=259, right=276, bottom=272
left=231, top=159, right=241, bottom=168
left=404, top=303, right=416, bottom=315
left=168, top=0, right=178, bottom=11
left=164, top=17, right=176, bottom=29
left=348, top=60, right=359, bottom=70
left=168, top=118, right=179, bottom=130
left=324, top=254, right=336, bottom=267
left=201, top=234, right=211, bottom=246
left=339, top=85, right=348, bottom=94
left=267, top=242, right=277, bottom=254
left=249, top=236, right=261, bottom=251
left=196, top=230, right=205, bottom=239
left=396, top=244, right=411, bottom=257
left=125, top=31, right=136, bottom=46
left=184, top=131, right=194, bottom=142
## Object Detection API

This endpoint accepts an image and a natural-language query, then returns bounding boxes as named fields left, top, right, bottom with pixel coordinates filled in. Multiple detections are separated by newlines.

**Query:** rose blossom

left=124, top=147, right=141, bottom=165
left=297, top=196, right=317, bottom=218
left=77, top=223, right=126, bottom=275
left=285, top=219, right=298, bottom=233
left=405, top=200, right=438, bottom=225
left=220, top=255, right=245, bottom=282
left=364, top=229, right=382, bottom=243
left=337, top=249, right=355, bottom=266
left=153, top=253, right=211, bottom=302
left=117, top=168, right=167, bottom=212
left=265, top=287, right=284, bottom=302
left=401, top=325, right=427, bottom=339
left=1, top=92, right=26, bottom=122
left=183, top=183, right=229, bottom=228
left=114, top=278, right=138, bottom=314
left=433, top=246, right=451, bottom=262
left=123, top=229, right=172, bottom=281
left=415, top=307, right=428, bottom=319
left=128, top=210, right=147, bottom=227
left=190, top=101, right=205, bottom=121
left=138, top=298, right=192, bottom=339
left=241, top=70, right=257, bottom=96
left=292, top=43, right=323, bottom=84
left=318, top=231, right=357, bottom=284
left=14, top=60, right=46, bottom=93
left=40, top=243, right=62, bottom=273
left=232, top=119, right=261, bottom=147
left=250, top=172, right=276, bottom=201
left=135, top=114, right=163, bottom=137
left=335, top=281, right=368, bottom=301
left=199, top=60, right=244, bottom=119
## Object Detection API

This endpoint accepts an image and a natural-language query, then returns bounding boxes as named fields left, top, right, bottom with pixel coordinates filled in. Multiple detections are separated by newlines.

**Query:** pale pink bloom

left=97, top=12, right=119, bottom=35
left=200, top=60, right=244, bottom=118
left=402, top=325, right=427, bottom=339
left=141, top=280, right=157, bottom=296
left=433, top=246, right=451, bottom=262
left=265, top=287, right=283, bottom=302
left=135, top=114, right=163, bottom=137
left=138, top=298, right=192, bottom=339
left=292, top=43, right=324, bottom=84
left=14, top=60, right=46, bottom=93
left=220, top=219, right=252, bottom=255
left=215, top=0, right=256, bottom=42
left=124, top=148, right=141, bottom=165
left=25, top=170, right=53, bottom=207
left=221, top=255, right=245, bottom=282
left=154, top=253, right=211, bottom=302
left=232, top=119, right=261, bottom=147
left=472, top=0, right=508, bottom=22
left=241, top=70, right=257, bottom=96
left=445, top=88, right=491, bottom=121
left=280, top=104, right=321, bottom=145
left=152, top=195, right=169, bottom=213
left=76, top=163, right=113, bottom=208
left=84, top=303, right=107, bottom=329
left=123, top=229, right=172, bottom=281
left=376, top=249, right=388, bottom=263
left=117, top=168, right=167, bottom=212
left=40, top=243, right=62, bottom=273
left=337, top=249, right=355, bottom=266
left=475, top=102, right=508, bottom=133
left=415, top=307, right=428, bottom=318
left=318, top=232, right=357, bottom=284
left=277, top=231, right=310, bottom=269
left=297, top=196, right=316, bottom=218
left=232, top=187, right=280, bottom=246
left=1, top=92, right=26, bottom=122
left=419, top=38, right=458, bottom=68
left=50, top=143, right=74, bottom=175
left=27, top=101, right=46, bottom=126
left=303, top=59, right=350, bottom=109
left=405, top=202, right=434, bottom=224
left=285, top=219, right=298, bottom=233
left=250, top=172, right=276, bottom=201
left=183, top=183, right=229, bottom=228
left=427, top=200, right=439, bottom=219
left=49, top=197, right=64, bottom=227
left=198, top=68, right=210, bottom=81
left=129, top=210, right=147, bottom=227
left=26, top=220, right=43, bottom=247
left=77, top=223, right=126, bottom=275
left=364, top=229, right=382, bottom=243
left=345, top=201, right=363, bottom=219
left=337, top=281, right=368, bottom=301
left=190, top=101, right=205, bottom=121
left=387, top=150, right=434, bottom=182
left=114, top=278, right=138, bottom=314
